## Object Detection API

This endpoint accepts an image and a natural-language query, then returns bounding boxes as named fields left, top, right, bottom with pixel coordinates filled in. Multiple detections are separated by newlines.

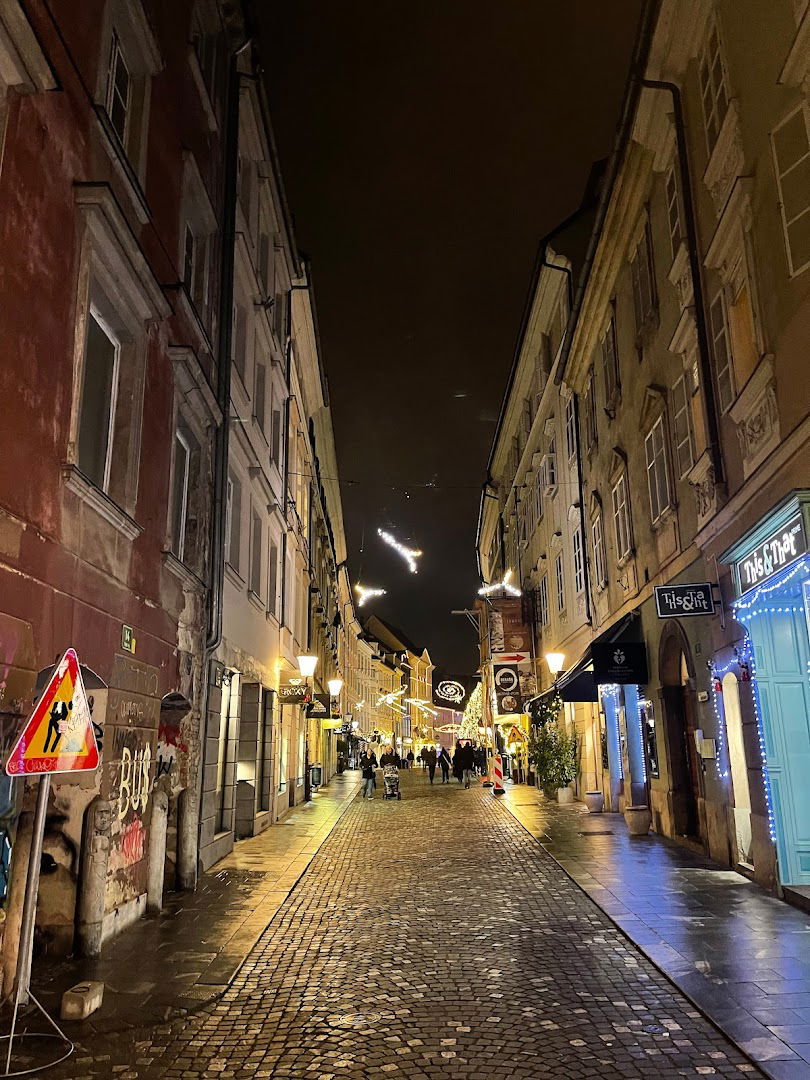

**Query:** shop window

left=670, top=372, right=695, bottom=478
left=644, top=415, right=672, bottom=524
left=611, top=471, right=632, bottom=560
left=640, top=697, right=659, bottom=779
left=771, top=103, right=810, bottom=277
left=257, top=689, right=273, bottom=812
left=699, top=20, right=730, bottom=154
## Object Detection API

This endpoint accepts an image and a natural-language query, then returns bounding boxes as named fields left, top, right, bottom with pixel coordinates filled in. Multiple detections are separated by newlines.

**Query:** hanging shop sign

left=278, top=682, right=311, bottom=706
left=488, top=598, right=530, bottom=656
left=734, top=513, right=807, bottom=595
left=493, top=664, right=522, bottom=714
left=591, top=642, right=648, bottom=685
left=6, top=648, right=100, bottom=776
left=654, top=582, right=715, bottom=618
left=306, top=693, right=330, bottom=717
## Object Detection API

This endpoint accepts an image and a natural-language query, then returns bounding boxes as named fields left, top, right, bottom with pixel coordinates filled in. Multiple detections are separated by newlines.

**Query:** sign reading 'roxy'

left=654, top=583, right=714, bottom=618
left=735, top=513, right=808, bottom=594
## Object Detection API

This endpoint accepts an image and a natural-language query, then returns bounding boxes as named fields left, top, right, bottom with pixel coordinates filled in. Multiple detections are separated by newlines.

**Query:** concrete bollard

left=61, top=980, right=104, bottom=1020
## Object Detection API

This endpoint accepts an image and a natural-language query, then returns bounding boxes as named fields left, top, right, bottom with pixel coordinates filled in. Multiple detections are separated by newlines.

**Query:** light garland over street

left=354, top=584, right=387, bottom=607
left=377, top=528, right=423, bottom=573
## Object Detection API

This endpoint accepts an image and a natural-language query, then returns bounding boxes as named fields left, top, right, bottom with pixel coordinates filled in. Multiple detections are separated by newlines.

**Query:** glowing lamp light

left=545, top=652, right=566, bottom=675
left=297, top=655, right=318, bottom=678
left=327, top=678, right=344, bottom=697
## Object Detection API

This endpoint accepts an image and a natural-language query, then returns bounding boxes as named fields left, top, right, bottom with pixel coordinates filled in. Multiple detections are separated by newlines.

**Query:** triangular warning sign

left=6, top=648, right=100, bottom=777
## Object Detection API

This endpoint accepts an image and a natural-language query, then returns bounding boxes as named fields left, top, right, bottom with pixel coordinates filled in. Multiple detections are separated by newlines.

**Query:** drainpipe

left=184, top=34, right=250, bottom=892
left=641, top=78, right=724, bottom=485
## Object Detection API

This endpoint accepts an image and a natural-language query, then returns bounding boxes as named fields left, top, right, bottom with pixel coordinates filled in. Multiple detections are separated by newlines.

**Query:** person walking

left=406, top=749, right=415, bottom=770
left=380, top=744, right=401, bottom=768
left=438, top=747, right=451, bottom=783
left=424, top=745, right=437, bottom=784
left=452, top=743, right=463, bottom=784
left=460, top=741, right=476, bottom=789
left=359, top=748, right=378, bottom=800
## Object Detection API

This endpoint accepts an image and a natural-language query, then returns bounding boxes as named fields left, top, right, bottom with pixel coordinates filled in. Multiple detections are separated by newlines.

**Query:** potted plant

left=552, top=729, right=578, bottom=804
left=624, top=804, right=652, bottom=835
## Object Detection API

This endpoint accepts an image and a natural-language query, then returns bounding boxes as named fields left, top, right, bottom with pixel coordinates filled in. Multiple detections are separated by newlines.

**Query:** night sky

left=260, top=1, right=642, bottom=674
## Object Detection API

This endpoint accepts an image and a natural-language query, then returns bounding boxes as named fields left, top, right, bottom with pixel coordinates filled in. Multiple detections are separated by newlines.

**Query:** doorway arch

left=659, top=621, right=703, bottom=841
left=722, top=673, right=753, bottom=865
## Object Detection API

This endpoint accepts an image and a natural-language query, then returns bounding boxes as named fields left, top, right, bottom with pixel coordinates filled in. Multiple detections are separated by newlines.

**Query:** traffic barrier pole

left=492, top=754, right=505, bottom=796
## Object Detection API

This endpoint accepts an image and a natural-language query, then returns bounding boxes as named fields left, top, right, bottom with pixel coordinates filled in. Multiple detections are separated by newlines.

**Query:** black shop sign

left=592, top=642, right=648, bottom=685
left=734, top=513, right=807, bottom=595
left=654, top=582, right=714, bottom=618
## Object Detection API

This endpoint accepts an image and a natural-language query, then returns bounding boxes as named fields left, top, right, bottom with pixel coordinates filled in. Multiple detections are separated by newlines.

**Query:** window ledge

left=225, top=562, right=244, bottom=588
left=62, top=465, right=142, bottom=541
left=92, top=106, right=151, bottom=225
left=650, top=504, right=677, bottom=533
left=163, top=551, right=206, bottom=591
left=616, top=549, right=635, bottom=570
left=702, top=100, right=744, bottom=216
left=248, top=589, right=265, bottom=612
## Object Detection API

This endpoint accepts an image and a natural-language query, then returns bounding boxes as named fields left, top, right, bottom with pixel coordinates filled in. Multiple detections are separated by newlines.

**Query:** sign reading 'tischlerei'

left=735, top=513, right=807, bottom=595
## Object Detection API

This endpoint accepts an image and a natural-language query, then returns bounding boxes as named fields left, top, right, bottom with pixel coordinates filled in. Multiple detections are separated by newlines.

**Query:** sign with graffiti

left=5, top=648, right=99, bottom=776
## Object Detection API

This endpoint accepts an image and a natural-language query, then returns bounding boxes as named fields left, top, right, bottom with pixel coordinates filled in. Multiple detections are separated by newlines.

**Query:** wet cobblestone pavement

left=54, top=772, right=762, bottom=1079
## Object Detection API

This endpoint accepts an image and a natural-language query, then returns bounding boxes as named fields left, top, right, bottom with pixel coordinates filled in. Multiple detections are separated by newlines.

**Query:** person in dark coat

left=459, top=741, right=476, bottom=788
left=424, top=746, right=437, bottom=784
left=380, top=745, right=401, bottom=769
left=358, top=748, right=378, bottom=800
left=438, top=747, right=451, bottom=783
left=452, top=743, right=463, bottom=784
left=406, top=750, right=415, bottom=769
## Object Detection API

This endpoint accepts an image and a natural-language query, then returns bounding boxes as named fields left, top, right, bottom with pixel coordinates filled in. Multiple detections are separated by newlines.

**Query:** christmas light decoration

left=377, top=529, right=422, bottom=573
left=478, top=568, right=521, bottom=597
left=435, top=680, right=465, bottom=704
left=599, top=683, right=623, bottom=779
left=459, top=683, right=482, bottom=740
left=354, top=584, right=386, bottom=607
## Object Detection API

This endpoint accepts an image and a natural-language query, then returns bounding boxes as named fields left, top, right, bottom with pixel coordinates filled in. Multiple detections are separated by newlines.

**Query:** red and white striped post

left=492, top=753, right=505, bottom=796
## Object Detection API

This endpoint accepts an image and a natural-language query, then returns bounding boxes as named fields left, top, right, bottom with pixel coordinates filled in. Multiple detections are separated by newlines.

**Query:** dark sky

left=260, top=1, right=642, bottom=674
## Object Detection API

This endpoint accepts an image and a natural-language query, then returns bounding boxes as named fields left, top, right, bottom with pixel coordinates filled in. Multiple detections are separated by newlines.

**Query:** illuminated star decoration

left=377, top=529, right=422, bottom=573
left=354, top=584, right=386, bottom=607
left=478, top=568, right=521, bottom=597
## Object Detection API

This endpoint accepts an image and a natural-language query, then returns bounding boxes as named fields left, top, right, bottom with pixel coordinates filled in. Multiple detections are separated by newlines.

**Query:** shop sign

left=493, top=664, right=522, bottom=714
left=306, top=693, right=330, bottom=717
left=488, top=598, right=530, bottom=655
left=592, top=642, right=648, bottom=685
left=735, top=513, right=807, bottom=595
left=278, top=682, right=311, bottom=706
left=654, top=583, right=714, bottom=618
left=121, top=624, right=136, bottom=653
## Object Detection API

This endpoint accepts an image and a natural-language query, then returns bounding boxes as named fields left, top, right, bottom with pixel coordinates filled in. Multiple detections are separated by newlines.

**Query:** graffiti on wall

left=156, top=716, right=188, bottom=780
left=118, top=743, right=151, bottom=821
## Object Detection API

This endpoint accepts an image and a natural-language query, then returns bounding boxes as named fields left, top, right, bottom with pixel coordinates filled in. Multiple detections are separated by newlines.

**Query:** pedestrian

left=476, top=745, right=488, bottom=776
left=460, top=741, right=476, bottom=788
left=380, top=744, right=401, bottom=769
left=424, top=745, right=437, bottom=784
left=358, top=747, right=378, bottom=800
left=452, top=743, right=463, bottom=784
left=420, top=747, right=427, bottom=769
left=438, top=746, right=451, bottom=783
left=406, top=749, right=415, bottom=770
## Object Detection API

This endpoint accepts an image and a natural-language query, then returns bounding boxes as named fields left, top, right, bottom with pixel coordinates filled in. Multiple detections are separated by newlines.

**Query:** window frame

left=699, top=19, right=731, bottom=156
left=601, top=315, right=620, bottom=405
left=79, top=305, right=122, bottom=496
left=170, top=427, right=191, bottom=561
left=105, top=30, right=131, bottom=147
left=665, top=165, right=682, bottom=262
left=709, top=289, right=736, bottom=413
left=644, top=415, right=672, bottom=525
left=592, top=512, right=607, bottom=589
left=565, top=395, right=577, bottom=462
left=631, top=218, right=658, bottom=335
left=670, top=372, right=695, bottom=479
left=537, top=574, right=549, bottom=627
left=555, top=552, right=565, bottom=613
left=770, top=102, right=810, bottom=278
left=572, top=525, right=584, bottom=596
left=249, top=503, right=263, bottom=598
left=611, top=472, right=632, bottom=562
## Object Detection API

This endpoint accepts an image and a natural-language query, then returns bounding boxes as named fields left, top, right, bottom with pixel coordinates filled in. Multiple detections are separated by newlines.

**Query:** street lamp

left=327, top=677, right=344, bottom=697
left=297, top=655, right=318, bottom=678
left=545, top=652, right=566, bottom=676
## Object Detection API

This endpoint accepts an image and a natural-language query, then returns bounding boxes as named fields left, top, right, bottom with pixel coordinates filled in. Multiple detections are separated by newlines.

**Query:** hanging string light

left=377, top=529, right=422, bottom=573
left=354, top=584, right=386, bottom=607
left=478, top=568, right=521, bottom=598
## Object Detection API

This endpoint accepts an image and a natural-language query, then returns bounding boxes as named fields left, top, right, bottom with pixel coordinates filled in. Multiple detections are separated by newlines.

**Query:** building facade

left=477, top=0, right=810, bottom=899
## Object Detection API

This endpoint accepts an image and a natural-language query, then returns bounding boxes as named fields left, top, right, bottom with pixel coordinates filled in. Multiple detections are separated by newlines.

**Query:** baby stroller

left=382, top=765, right=401, bottom=800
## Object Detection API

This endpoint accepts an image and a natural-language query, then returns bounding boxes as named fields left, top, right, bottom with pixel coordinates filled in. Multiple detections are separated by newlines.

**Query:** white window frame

left=267, top=534, right=280, bottom=618
left=572, top=525, right=584, bottom=595
left=631, top=219, right=657, bottom=333
left=555, top=552, right=565, bottom=613
left=644, top=415, right=672, bottom=525
left=611, top=472, right=632, bottom=561
left=105, top=30, right=131, bottom=146
left=565, top=396, right=576, bottom=462
left=249, top=503, right=263, bottom=597
left=171, top=428, right=191, bottom=561
left=537, top=574, right=549, bottom=627
left=670, top=373, right=695, bottom=479
left=709, top=289, right=736, bottom=413
left=592, top=513, right=607, bottom=589
left=602, top=315, right=619, bottom=403
left=81, top=306, right=122, bottom=495
left=771, top=103, right=810, bottom=277
left=699, top=19, right=730, bottom=155
left=665, top=165, right=682, bottom=261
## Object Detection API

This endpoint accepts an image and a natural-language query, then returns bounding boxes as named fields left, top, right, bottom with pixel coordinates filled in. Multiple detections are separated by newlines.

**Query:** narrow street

left=58, top=772, right=757, bottom=1080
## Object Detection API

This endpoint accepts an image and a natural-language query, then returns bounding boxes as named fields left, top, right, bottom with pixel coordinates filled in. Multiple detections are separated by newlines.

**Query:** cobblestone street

left=55, top=772, right=760, bottom=1079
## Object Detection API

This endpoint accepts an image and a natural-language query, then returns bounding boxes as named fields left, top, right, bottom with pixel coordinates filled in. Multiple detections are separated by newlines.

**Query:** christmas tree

left=459, top=683, right=482, bottom=741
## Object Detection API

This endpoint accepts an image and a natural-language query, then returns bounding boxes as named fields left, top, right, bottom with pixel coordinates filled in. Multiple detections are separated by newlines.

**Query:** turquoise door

left=745, top=575, right=810, bottom=885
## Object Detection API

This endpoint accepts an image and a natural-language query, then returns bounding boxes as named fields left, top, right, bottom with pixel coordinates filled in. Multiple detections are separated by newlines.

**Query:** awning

left=529, top=612, right=643, bottom=705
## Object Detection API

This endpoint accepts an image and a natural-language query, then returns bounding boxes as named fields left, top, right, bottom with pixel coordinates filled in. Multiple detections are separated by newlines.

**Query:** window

left=170, top=428, right=191, bottom=560
left=771, top=104, right=810, bottom=276
left=602, top=316, right=619, bottom=403
left=631, top=220, right=657, bottom=333
left=238, top=156, right=254, bottom=229
left=232, top=302, right=247, bottom=383
left=537, top=575, right=549, bottom=627
left=572, top=526, right=584, bottom=595
left=182, top=224, right=209, bottom=315
left=670, top=373, right=694, bottom=478
left=257, top=689, right=273, bottom=812
left=226, top=473, right=242, bottom=572
left=191, top=9, right=218, bottom=100
left=78, top=309, right=120, bottom=492
left=270, top=400, right=283, bottom=466
left=250, top=505, right=262, bottom=596
left=611, top=473, right=632, bottom=560
left=542, top=438, right=557, bottom=495
left=273, top=284, right=287, bottom=343
left=254, top=361, right=266, bottom=435
left=555, top=553, right=565, bottom=612
left=258, top=224, right=274, bottom=297
left=644, top=415, right=671, bottom=524
left=699, top=21, right=729, bottom=154
left=592, top=514, right=607, bottom=588
left=565, top=396, right=576, bottom=461
left=268, top=538, right=279, bottom=617
left=583, top=372, right=597, bottom=450
left=106, top=31, right=131, bottom=145
left=709, top=291, right=735, bottom=412
left=666, top=166, right=682, bottom=260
